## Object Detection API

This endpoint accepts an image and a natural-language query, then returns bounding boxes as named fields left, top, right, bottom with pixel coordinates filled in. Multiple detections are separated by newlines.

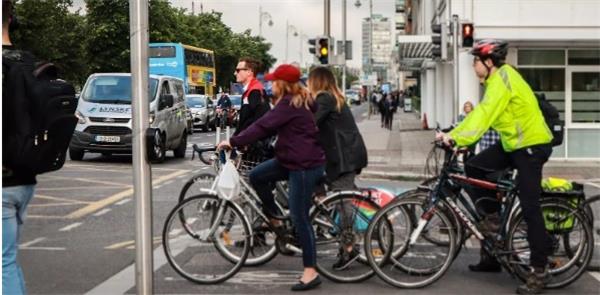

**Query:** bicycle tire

left=507, top=199, right=594, bottom=289
left=178, top=172, right=217, bottom=204
left=162, top=194, right=250, bottom=284
left=310, top=191, right=383, bottom=283
left=365, top=196, right=456, bottom=288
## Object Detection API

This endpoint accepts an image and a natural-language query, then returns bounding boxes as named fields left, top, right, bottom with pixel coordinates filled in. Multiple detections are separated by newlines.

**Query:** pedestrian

left=458, top=101, right=474, bottom=122
left=216, top=91, right=232, bottom=127
left=218, top=64, right=325, bottom=291
left=384, top=93, right=396, bottom=130
left=234, top=57, right=270, bottom=135
left=307, top=66, right=368, bottom=271
left=378, top=92, right=387, bottom=128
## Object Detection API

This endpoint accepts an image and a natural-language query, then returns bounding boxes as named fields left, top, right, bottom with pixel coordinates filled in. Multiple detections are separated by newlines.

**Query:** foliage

left=10, top=0, right=276, bottom=90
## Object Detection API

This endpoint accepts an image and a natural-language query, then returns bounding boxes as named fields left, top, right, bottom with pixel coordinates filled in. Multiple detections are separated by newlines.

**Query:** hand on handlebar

left=435, top=131, right=455, bottom=147
left=217, top=140, right=232, bottom=151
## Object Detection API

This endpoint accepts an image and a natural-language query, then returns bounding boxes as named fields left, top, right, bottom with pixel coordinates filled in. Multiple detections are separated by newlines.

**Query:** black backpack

left=2, top=49, right=78, bottom=175
left=535, top=92, right=564, bottom=146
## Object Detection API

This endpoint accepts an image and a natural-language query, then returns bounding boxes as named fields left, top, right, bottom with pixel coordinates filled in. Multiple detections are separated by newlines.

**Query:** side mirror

left=159, top=94, right=174, bottom=110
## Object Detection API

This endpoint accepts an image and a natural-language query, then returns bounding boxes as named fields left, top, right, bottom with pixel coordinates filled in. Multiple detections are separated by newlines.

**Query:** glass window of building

left=568, top=49, right=600, bottom=65
left=571, top=72, right=600, bottom=123
left=518, top=50, right=565, bottom=65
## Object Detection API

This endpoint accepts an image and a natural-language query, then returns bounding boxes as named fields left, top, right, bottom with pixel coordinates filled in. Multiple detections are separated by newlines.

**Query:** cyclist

left=436, top=39, right=554, bottom=294
left=216, top=92, right=232, bottom=127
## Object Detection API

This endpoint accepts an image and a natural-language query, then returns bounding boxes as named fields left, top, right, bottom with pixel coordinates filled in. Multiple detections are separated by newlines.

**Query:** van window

left=82, top=76, right=158, bottom=103
left=160, top=81, right=170, bottom=96
left=174, top=82, right=185, bottom=103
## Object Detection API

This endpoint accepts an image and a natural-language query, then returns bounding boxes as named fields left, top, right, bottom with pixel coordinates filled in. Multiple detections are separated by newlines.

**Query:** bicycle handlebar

left=191, top=144, right=216, bottom=165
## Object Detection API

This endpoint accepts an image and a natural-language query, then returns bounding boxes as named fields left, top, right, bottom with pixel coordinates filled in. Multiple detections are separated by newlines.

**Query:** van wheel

left=69, top=148, right=84, bottom=161
left=150, top=130, right=166, bottom=163
left=174, top=133, right=187, bottom=158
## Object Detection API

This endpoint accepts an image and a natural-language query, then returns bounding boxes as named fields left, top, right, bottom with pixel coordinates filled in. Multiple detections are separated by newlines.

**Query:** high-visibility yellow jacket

left=449, top=64, right=553, bottom=152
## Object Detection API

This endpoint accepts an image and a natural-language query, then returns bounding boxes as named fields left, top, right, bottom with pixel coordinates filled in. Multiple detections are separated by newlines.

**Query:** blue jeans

left=3, top=185, right=35, bottom=295
left=249, top=159, right=324, bottom=267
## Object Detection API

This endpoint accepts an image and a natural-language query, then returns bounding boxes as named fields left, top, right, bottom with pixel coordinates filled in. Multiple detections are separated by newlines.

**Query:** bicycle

left=364, top=139, right=594, bottom=289
left=163, top=147, right=385, bottom=284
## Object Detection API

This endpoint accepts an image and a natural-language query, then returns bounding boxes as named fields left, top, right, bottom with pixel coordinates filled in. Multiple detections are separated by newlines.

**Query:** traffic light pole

left=452, top=15, right=459, bottom=123
left=368, top=0, right=373, bottom=119
left=342, top=0, right=347, bottom=91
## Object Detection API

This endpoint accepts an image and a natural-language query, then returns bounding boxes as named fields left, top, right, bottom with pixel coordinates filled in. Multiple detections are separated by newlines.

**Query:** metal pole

left=259, top=5, right=262, bottom=37
left=285, top=20, right=289, bottom=62
left=324, top=0, right=331, bottom=36
left=367, top=0, right=373, bottom=119
left=129, top=0, right=153, bottom=294
left=452, top=14, right=459, bottom=123
left=342, top=0, right=347, bottom=91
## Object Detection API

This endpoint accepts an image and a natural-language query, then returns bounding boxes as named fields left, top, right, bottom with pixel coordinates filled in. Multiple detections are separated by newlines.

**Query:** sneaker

left=516, top=267, right=549, bottom=294
left=332, top=247, right=360, bottom=270
left=468, top=248, right=501, bottom=272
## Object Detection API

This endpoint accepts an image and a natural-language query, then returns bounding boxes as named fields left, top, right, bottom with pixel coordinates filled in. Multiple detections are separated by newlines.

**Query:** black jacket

left=235, top=89, right=269, bottom=135
left=314, top=92, right=367, bottom=181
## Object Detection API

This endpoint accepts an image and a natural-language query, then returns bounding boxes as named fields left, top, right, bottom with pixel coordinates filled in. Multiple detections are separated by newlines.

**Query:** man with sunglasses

left=436, top=39, right=554, bottom=294
left=234, top=57, right=270, bottom=135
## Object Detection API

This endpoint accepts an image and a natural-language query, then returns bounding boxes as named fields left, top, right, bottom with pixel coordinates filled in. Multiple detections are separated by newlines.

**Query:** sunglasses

left=234, top=68, right=249, bottom=73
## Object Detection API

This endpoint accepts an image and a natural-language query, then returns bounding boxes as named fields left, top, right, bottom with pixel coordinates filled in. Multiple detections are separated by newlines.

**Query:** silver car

left=187, top=94, right=216, bottom=132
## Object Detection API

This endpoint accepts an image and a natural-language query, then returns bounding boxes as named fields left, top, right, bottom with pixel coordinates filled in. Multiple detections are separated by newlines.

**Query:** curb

left=359, top=170, right=428, bottom=181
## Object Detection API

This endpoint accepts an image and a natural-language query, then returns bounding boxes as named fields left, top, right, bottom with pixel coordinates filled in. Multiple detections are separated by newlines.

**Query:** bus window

left=150, top=46, right=176, bottom=58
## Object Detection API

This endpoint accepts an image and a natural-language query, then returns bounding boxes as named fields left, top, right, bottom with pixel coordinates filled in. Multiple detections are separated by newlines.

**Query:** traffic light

left=308, top=38, right=316, bottom=55
left=317, top=37, right=330, bottom=64
left=462, top=23, right=474, bottom=47
left=431, top=23, right=447, bottom=60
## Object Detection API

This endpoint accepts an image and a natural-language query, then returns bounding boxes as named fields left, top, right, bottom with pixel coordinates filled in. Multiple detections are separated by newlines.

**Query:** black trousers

left=464, top=142, right=553, bottom=268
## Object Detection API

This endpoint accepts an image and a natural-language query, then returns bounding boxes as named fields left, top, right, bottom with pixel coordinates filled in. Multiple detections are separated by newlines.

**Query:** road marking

left=19, top=246, right=66, bottom=251
left=125, top=238, right=161, bottom=249
left=37, top=186, right=125, bottom=191
left=163, top=180, right=174, bottom=186
left=27, top=215, right=64, bottom=219
left=59, top=222, right=83, bottom=232
left=93, top=208, right=112, bottom=217
left=585, top=182, right=600, bottom=189
left=65, top=169, right=189, bottom=219
left=590, top=272, right=600, bottom=282
left=154, top=185, right=163, bottom=189
left=35, top=194, right=91, bottom=204
left=30, top=202, right=85, bottom=208
left=41, top=175, right=131, bottom=188
left=115, top=198, right=131, bottom=206
left=20, top=237, right=46, bottom=247
left=105, top=237, right=161, bottom=250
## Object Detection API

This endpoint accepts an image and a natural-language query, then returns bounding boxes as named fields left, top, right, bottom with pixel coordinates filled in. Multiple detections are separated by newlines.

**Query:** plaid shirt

left=479, top=129, right=500, bottom=152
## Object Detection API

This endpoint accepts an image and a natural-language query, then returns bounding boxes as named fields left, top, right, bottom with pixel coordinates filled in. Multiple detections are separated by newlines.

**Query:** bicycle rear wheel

left=310, top=191, right=384, bottom=283
left=162, top=194, right=250, bottom=284
left=365, top=196, right=456, bottom=288
left=507, top=199, right=594, bottom=289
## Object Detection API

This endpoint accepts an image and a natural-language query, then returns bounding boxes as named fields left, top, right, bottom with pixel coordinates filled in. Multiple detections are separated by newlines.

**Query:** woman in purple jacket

left=218, top=64, right=325, bottom=291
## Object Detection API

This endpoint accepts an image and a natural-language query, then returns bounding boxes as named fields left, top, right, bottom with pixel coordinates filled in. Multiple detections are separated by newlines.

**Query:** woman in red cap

left=218, top=64, right=325, bottom=291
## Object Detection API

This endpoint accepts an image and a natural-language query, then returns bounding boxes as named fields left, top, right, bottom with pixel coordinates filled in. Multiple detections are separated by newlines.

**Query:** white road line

left=163, top=180, right=174, bottom=186
left=115, top=198, right=131, bottom=206
left=585, top=182, right=600, bottom=189
left=590, top=271, right=600, bottom=282
left=59, top=222, right=83, bottom=232
left=20, top=246, right=66, bottom=251
left=154, top=185, right=163, bottom=189
left=93, top=208, right=111, bottom=217
left=20, top=237, right=46, bottom=247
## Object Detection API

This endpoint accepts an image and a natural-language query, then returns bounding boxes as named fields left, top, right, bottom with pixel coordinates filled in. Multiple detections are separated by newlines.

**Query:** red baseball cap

left=264, top=64, right=301, bottom=83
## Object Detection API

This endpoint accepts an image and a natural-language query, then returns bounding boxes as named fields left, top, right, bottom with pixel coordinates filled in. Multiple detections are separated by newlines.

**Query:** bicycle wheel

left=162, top=194, right=250, bottom=284
left=365, top=196, right=456, bottom=288
left=179, top=173, right=217, bottom=203
left=507, top=199, right=594, bottom=289
left=310, top=191, right=383, bottom=283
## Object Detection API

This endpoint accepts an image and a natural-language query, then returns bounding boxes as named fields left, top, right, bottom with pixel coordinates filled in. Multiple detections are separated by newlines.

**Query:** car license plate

left=95, top=135, right=120, bottom=143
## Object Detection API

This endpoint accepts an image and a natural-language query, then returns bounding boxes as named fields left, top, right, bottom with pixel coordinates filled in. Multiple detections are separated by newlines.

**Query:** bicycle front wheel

left=162, top=194, right=251, bottom=284
left=365, top=196, right=456, bottom=288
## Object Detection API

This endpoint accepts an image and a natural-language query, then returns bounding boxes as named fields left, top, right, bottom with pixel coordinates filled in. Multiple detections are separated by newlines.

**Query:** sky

left=73, top=0, right=397, bottom=70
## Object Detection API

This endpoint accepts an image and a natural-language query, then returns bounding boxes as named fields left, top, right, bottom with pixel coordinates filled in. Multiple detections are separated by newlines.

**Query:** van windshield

left=82, top=76, right=159, bottom=104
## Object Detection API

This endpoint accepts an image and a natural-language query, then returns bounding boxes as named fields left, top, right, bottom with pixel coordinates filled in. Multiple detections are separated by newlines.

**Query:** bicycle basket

left=541, top=182, right=584, bottom=232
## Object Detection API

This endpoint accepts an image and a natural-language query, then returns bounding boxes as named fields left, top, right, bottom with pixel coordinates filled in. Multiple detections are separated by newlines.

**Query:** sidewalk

left=357, top=110, right=600, bottom=182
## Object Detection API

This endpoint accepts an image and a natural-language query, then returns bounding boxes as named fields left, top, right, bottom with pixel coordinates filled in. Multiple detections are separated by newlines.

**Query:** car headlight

left=149, top=112, right=155, bottom=124
left=75, top=110, right=86, bottom=124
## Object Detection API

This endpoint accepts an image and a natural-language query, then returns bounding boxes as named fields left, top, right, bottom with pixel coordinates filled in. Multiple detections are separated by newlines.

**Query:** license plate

left=95, top=135, right=121, bottom=143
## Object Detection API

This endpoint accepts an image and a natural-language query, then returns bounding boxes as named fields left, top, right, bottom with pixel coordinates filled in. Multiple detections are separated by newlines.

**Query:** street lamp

left=355, top=0, right=374, bottom=117
left=286, top=22, right=298, bottom=62
left=259, top=5, right=274, bottom=37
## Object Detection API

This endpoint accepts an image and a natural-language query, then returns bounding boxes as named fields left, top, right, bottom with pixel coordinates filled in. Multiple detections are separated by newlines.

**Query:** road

left=18, top=104, right=600, bottom=294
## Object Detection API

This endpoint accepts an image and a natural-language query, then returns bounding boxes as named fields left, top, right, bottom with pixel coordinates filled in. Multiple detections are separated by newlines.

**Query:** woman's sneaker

left=332, top=247, right=360, bottom=270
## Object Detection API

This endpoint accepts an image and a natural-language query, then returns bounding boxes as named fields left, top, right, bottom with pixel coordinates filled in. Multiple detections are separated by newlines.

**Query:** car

left=187, top=94, right=216, bottom=132
left=69, top=73, right=189, bottom=163
left=345, top=89, right=361, bottom=105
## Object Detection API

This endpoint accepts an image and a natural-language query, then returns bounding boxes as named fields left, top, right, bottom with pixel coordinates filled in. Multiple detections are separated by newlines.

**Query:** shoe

left=468, top=248, right=501, bottom=272
left=516, top=266, right=549, bottom=294
left=291, top=275, right=321, bottom=291
left=332, top=247, right=360, bottom=270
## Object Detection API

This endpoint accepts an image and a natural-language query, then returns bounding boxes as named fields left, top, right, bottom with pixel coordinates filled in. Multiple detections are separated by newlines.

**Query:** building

left=362, top=14, right=393, bottom=83
left=398, top=0, right=600, bottom=160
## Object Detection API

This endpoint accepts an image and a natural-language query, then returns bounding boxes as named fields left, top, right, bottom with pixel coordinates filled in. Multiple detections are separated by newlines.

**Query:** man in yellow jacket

left=437, top=39, right=553, bottom=294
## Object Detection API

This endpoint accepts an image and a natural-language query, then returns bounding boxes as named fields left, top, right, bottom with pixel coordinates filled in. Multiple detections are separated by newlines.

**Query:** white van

left=69, top=73, right=188, bottom=162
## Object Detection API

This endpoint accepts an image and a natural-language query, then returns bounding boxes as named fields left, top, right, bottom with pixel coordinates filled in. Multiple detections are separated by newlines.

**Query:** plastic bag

left=216, top=160, right=241, bottom=201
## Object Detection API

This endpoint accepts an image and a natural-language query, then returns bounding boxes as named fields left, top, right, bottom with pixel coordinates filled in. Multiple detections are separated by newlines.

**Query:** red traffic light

left=462, top=23, right=474, bottom=47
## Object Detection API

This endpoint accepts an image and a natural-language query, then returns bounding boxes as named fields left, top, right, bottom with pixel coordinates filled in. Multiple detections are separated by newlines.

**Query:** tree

left=13, top=0, right=87, bottom=87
